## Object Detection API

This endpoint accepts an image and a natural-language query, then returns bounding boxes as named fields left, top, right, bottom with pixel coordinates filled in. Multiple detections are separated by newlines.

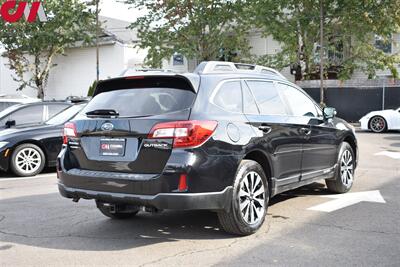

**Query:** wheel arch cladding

left=11, top=140, right=48, bottom=166
left=243, top=150, right=272, bottom=194
left=343, top=135, right=357, bottom=165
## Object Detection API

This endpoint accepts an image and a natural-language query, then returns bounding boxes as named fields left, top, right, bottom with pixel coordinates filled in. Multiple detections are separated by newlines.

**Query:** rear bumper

left=58, top=182, right=232, bottom=211
left=57, top=143, right=239, bottom=211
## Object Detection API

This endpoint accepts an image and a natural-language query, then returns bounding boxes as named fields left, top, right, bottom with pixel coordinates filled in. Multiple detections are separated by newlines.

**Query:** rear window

left=82, top=88, right=195, bottom=117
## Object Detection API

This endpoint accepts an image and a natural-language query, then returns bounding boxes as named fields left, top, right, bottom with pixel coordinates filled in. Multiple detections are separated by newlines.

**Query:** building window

left=375, top=35, right=392, bottom=54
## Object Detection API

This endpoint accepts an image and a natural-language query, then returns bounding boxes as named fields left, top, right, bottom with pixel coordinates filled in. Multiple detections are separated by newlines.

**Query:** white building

left=0, top=17, right=147, bottom=100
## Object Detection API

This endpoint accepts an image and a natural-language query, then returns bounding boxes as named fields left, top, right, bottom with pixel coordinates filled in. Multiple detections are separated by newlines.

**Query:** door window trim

left=241, top=80, right=260, bottom=115
left=43, top=105, right=49, bottom=121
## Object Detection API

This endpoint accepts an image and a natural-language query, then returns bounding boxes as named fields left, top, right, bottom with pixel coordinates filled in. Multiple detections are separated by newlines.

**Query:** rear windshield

left=82, top=88, right=195, bottom=117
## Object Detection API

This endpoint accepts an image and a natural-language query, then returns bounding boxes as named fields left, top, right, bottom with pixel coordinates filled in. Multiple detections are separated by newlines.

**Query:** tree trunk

left=36, top=78, right=45, bottom=100
left=37, top=85, right=45, bottom=100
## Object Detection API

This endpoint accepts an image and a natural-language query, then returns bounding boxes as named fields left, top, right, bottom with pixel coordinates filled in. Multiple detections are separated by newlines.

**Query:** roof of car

left=3, top=101, right=71, bottom=111
left=15, top=101, right=70, bottom=106
left=100, top=62, right=288, bottom=94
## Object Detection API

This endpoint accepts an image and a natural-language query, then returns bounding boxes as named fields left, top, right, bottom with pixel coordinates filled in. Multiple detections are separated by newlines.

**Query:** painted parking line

left=308, top=190, right=386, bottom=212
left=0, top=173, right=56, bottom=181
left=375, top=151, right=400, bottom=159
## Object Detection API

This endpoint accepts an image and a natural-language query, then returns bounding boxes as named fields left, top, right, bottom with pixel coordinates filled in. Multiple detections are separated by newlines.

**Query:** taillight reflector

left=63, top=122, right=77, bottom=144
left=178, top=174, right=188, bottom=191
left=148, top=120, right=218, bottom=148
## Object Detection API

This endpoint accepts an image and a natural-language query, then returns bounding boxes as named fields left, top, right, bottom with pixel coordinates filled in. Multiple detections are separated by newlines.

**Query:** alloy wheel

left=15, top=148, right=42, bottom=175
left=340, top=150, right=354, bottom=187
left=370, top=117, right=386, bottom=133
left=238, top=171, right=266, bottom=225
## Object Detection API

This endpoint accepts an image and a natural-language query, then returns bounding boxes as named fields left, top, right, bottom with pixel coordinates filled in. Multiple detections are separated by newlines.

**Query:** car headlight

left=0, top=142, right=9, bottom=149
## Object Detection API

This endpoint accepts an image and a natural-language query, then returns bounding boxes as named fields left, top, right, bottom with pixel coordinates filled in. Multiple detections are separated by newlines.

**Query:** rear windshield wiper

left=86, top=109, right=119, bottom=117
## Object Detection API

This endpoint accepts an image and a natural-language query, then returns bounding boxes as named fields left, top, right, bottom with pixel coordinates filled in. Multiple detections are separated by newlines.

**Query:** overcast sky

left=99, top=0, right=140, bottom=22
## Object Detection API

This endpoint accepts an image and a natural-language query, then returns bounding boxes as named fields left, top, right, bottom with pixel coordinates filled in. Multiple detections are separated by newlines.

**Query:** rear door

left=68, top=76, right=197, bottom=174
left=243, top=80, right=304, bottom=186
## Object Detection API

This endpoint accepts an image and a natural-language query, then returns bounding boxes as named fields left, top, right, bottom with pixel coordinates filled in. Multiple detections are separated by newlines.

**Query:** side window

left=9, top=105, right=44, bottom=125
left=246, top=80, right=288, bottom=115
left=279, top=84, right=319, bottom=117
left=47, top=104, right=70, bottom=119
left=213, top=81, right=242, bottom=113
left=243, top=85, right=259, bottom=114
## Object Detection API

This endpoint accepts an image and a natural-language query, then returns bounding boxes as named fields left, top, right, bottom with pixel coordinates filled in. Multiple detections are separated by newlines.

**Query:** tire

left=96, top=201, right=139, bottom=219
left=218, top=160, right=269, bottom=236
left=326, top=142, right=355, bottom=193
left=10, top=143, right=46, bottom=177
left=369, top=116, right=387, bottom=133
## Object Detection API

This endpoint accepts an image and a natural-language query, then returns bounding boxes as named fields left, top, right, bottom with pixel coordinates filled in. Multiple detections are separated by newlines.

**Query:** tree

left=122, top=0, right=251, bottom=67
left=0, top=0, right=96, bottom=99
left=252, top=0, right=400, bottom=80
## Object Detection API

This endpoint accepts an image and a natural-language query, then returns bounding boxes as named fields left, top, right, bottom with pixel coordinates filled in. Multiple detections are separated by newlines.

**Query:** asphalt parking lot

left=0, top=131, right=399, bottom=266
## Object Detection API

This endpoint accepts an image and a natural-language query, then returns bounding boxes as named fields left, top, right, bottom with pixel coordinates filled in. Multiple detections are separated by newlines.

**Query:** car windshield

left=46, top=104, right=86, bottom=125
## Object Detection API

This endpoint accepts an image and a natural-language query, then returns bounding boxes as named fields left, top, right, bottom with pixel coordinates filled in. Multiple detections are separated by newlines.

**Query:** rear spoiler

left=94, top=74, right=200, bottom=97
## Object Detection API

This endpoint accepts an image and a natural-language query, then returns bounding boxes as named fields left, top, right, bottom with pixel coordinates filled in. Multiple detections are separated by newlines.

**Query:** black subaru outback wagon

left=58, top=61, right=358, bottom=235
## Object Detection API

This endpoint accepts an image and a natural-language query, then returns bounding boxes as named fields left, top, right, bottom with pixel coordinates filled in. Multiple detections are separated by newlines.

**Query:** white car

left=359, top=107, right=400, bottom=133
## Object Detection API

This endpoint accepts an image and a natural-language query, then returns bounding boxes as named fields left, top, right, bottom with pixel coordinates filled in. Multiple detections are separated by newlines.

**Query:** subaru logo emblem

left=101, top=122, right=114, bottom=131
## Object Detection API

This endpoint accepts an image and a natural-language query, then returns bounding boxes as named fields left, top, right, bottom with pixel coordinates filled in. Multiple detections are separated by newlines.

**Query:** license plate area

left=99, top=138, right=126, bottom=156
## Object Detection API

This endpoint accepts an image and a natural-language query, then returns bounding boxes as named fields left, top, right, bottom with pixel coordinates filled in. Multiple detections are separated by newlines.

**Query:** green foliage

left=122, top=0, right=251, bottom=67
left=0, top=0, right=96, bottom=99
left=252, top=0, right=400, bottom=80
left=87, top=80, right=97, bottom=96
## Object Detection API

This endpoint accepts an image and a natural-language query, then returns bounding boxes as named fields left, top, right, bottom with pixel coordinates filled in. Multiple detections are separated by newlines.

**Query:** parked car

left=58, top=61, right=358, bottom=235
left=0, top=101, right=71, bottom=130
left=0, top=94, right=40, bottom=112
left=0, top=103, right=86, bottom=177
left=359, top=107, right=400, bottom=133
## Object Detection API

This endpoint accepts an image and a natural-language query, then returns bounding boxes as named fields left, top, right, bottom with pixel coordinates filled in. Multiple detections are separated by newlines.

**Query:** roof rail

left=194, top=61, right=287, bottom=80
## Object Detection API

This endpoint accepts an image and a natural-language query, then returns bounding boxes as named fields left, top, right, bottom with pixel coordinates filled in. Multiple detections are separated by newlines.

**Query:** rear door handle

left=299, top=127, right=312, bottom=136
left=258, top=125, right=272, bottom=133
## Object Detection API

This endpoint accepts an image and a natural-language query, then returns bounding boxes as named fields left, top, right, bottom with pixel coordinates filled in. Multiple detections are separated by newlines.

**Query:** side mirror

left=323, top=107, right=337, bottom=120
left=5, top=120, right=16, bottom=128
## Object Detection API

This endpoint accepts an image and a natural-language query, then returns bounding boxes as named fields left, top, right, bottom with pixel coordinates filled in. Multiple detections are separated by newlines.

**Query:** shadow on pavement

left=384, top=135, right=400, bottom=141
left=0, top=192, right=231, bottom=251
left=0, top=167, right=56, bottom=179
left=270, top=182, right=330, bottom=206
left=0, top=182, right=333, bottom=252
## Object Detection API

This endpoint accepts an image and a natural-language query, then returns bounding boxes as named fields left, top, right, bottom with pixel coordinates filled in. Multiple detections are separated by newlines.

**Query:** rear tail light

left=148, top=120, right=218, bottom=148
left=63, top=122, right=77, bottom=144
